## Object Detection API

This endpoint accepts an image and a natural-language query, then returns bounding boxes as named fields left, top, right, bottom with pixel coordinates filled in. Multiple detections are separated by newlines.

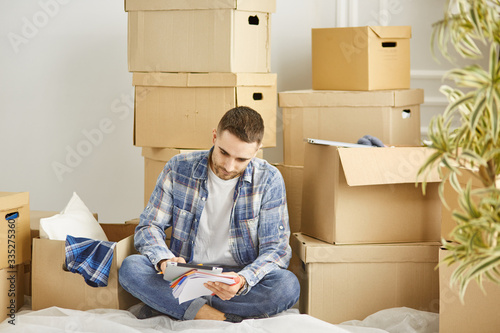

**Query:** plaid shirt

left=135, top=149, right=291, bottom=290
left=65, top=235, right=116, bottom=287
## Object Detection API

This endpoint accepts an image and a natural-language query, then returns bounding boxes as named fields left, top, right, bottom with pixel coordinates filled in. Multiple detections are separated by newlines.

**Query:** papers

left=163, top=262, right=223, bottom=281
left=170, top=270, right=239, bottom=304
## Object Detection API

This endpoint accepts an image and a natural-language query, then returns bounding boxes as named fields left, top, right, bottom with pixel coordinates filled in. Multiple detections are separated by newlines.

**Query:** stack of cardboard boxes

left=124, top=0, right=278, bottom=207
left=0, top=192, right=30, bottom=322
left=278, top=26, right=443, bottom=324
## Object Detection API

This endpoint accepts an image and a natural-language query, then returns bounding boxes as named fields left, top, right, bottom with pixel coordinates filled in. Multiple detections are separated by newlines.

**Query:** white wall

left=1, top=0, right=455, bottom=222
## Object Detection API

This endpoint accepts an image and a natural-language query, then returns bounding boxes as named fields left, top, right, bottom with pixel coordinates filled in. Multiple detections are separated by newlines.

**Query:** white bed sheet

left=0, top=301, right=438, bottom=333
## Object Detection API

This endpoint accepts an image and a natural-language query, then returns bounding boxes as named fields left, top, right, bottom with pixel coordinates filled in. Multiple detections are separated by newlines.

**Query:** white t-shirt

left=191, top=167, right=239, bottom=266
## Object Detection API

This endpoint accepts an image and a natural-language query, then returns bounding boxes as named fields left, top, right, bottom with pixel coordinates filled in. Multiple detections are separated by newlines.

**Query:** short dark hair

left=217, top=106, right=264, bottom=145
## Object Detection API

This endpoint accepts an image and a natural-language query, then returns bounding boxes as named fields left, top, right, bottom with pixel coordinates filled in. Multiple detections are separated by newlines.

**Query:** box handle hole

left=248, top=15, right=259, bottom=25
left=382, top=42, right=397, bottom=48
left=402, top=109, right=411, bottom=119
left=253, top=93, right=263, bottom=100
left=5, top=212, right=19, bottom=221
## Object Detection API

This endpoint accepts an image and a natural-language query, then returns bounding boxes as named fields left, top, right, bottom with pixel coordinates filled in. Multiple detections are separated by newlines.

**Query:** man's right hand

left=160, top=257, right=186, bottom=273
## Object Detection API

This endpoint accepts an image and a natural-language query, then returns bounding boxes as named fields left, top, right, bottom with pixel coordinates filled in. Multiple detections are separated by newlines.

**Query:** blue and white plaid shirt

left=135, top=148, right=291, bottom=291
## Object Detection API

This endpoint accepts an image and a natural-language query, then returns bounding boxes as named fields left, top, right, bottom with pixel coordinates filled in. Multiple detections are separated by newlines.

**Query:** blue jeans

left=119, top=254, right=300, bottom=320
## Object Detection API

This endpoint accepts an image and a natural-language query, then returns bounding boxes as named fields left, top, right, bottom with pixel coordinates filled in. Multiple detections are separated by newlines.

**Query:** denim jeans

left=119, top=254, right=300, bottom=320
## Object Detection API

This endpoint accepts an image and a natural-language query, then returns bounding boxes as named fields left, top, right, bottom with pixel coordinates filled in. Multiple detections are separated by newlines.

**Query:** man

left=119, top=106, right=300, bottom=322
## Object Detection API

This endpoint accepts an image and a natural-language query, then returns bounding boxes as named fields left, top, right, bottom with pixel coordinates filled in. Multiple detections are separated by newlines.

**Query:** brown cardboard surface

left=439, top=248, right=500, bottom=333
left=441, top=169, right=491, bottom=241
left=275, top=164, right=304, bottom=234
left=279, top=89, right=423, bottom=166
left=133, top=73, right=277, bottom=148
left=301, top=144, right=441, bottom=244
left=32, top=225, right=140, bottom=311
left=0, top=192, right=30, bottom=269
left=291, top=233, right=440, bottom=324
left=127, top=4, right=273, bottom=73
left=0, top=263, right=25, bottom=323
left=312, top=26, right=411, bottom=91
left=279, top=89, right=424, bottom=108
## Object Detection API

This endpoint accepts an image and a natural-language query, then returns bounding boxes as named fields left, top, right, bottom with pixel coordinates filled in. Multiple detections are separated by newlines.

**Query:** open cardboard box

left=291, top=233, right=440, bottom=324
left=126, top=0, right=275, bottom=73
left=312, top=26, right=411, bottom=90
left=32, top=223, right=140, bottom=311
left=278, top=88, right=423, bottom=166
left=133, top=72, right=277, bottom=148
left=301, top=142, right=441, bottom=244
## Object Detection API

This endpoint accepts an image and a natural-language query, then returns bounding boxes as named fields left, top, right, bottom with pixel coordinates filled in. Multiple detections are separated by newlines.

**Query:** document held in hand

left=169, top=269, right=239, bottom=304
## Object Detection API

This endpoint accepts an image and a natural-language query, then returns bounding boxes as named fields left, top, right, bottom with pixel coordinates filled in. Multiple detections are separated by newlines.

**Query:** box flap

left=293, top=233, right=440, bottom=263
left=125, top=0, right=276, bottom=12
left=278, top=89, right=423, bottom=108
left=133, top=73, right=276, bottom=88
left=337, top=147, right=440, bottom=186
left=369, top=26, right=411, bottom=39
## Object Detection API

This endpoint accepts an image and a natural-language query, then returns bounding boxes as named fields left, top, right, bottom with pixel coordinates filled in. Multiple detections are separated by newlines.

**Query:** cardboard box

left=291, top=233, right=440, bottom=324
left=312, top=26, right=411, bottom=90
left=302, top=143, right=441, bottom=244
left=32, top=223, right=140, bottom=311
left=279, top=89, right=423, bottom=166
left=275, top=164, right=303, bottom=233
left=439, top=248, right=500, bottom=332
left=126, top=0, right=275, bottom=73
left=0, top=192, right=30, bottom=269
left=0, top=263, right=25, bottom=324
left=133, top=72, right=277, bottom=148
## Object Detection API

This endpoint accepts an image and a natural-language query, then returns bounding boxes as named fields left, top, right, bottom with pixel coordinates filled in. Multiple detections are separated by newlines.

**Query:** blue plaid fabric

left=65, top=235, right=116, bottom=287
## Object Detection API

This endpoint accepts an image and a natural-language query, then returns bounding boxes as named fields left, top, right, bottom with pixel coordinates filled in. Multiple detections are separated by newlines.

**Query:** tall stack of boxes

left=0, top=192, right=30, bottom=322
left=278, top=26, right=443, bottom=324
left=124, top=0, right=278, bottom=207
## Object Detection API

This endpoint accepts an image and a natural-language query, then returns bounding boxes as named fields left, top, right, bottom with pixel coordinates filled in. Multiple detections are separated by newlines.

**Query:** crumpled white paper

left=341, top=307, right=439, bottom=333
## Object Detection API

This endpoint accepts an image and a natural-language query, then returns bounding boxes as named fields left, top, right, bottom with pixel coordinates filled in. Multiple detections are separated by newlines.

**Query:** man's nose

left=224, top=158, right=236, bottom=172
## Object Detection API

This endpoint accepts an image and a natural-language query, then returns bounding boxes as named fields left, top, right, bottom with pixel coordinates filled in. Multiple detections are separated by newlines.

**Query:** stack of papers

left=170, top=270, right=239, bottom=304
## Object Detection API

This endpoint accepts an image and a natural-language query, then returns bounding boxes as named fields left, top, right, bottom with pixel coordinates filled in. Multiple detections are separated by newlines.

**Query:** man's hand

left=204, top=272, right=246, bottom=301
left=160, top=257, right=186, bottom=273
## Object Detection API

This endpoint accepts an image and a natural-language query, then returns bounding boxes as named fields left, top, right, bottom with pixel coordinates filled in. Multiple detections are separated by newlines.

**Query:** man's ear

left=212, top=129, right=217, bottom=145
left=253, top=143, right=263, bottom=157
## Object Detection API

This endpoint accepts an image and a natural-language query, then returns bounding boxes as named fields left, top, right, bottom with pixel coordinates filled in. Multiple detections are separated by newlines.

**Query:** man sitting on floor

left=119, top=106, right=300, bottom=322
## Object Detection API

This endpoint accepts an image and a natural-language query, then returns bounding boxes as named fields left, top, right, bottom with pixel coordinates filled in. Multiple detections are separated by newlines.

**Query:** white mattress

left=0, top=301, right=439, bottom=333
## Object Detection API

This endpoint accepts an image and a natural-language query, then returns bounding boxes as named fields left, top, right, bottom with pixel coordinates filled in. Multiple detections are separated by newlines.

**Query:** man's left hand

left=204, top=272, right=245, bottom=301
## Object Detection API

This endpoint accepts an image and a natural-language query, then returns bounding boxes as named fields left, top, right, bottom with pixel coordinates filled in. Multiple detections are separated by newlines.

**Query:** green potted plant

left=418, top=0, right=500, bottom=299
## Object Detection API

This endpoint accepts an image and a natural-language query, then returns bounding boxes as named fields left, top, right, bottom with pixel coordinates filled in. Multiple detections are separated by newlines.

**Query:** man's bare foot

left=194, top=305, right=226, bottom=321
left=194, top=305, right=243, bottom=322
